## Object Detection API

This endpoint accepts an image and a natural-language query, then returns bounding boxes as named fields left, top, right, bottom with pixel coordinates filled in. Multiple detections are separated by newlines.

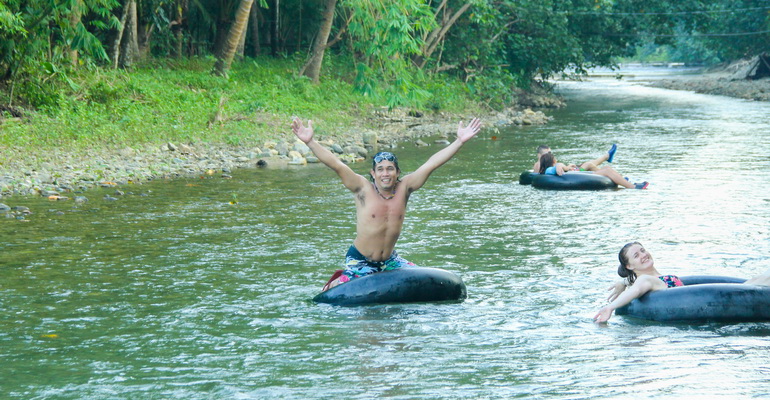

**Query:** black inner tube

left=531, top=172, right=616, bottom=190
left=616, top=275, right=770, bottom=322
left=519, top=170, right=536, bottom=185
left=313, top=267, right=467, bottom=306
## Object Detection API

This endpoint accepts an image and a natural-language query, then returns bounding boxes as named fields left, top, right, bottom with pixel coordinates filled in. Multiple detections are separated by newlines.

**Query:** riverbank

left=0, top=57, right=566, bottom=211
left=644, top=60, right=770, bottom=101
left=0, top=97, right=561, bottom=214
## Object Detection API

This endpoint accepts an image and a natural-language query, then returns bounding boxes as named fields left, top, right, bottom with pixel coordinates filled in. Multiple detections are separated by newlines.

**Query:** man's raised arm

left=403, top=118, right=482, bottom=192
left=291, top=118, right=365, bottom=192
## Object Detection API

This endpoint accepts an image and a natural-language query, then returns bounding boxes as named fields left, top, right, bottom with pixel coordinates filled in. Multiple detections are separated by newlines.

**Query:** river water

left=2, top=70, right=770, bottom=399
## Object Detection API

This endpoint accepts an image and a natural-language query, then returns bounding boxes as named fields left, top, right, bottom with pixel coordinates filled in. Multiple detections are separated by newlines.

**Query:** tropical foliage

left=2, top=0, right=769, bottom=112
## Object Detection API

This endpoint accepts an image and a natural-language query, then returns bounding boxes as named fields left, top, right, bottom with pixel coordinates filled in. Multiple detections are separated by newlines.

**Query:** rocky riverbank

left=647, top=75, right=770, bottom=101
left=1, top=98, right=561, bottom=215
left=645, top=59, right=770, bottom=101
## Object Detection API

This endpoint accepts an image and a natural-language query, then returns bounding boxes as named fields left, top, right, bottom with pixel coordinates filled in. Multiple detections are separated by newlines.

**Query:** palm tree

left=299, top=0, right=337, bottom=83
left=213, top=0, right=254, bottom=77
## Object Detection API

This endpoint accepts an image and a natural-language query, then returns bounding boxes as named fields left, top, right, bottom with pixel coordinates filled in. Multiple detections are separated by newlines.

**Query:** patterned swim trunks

left=339, top=245, right=417, bottom=284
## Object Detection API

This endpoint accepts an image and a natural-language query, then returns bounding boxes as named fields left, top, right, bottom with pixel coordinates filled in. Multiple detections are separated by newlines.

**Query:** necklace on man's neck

left=374, top=182, right=396, bottom=200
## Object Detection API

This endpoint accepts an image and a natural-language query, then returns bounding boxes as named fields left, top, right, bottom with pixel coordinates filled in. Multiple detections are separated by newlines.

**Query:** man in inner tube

left=291, top=117, right=482, bottom=291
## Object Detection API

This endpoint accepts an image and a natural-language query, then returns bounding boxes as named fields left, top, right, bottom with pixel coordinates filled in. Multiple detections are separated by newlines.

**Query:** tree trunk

left=128, top=0, right=140, bottom=56
left=213, top=0, right=255, bottom=77
left=118, top=0, right=139, bottom=68
left=299, top=0, right=336, bottom=83
left=296, top=2, right=302, bottom=53
left=271, top=0, right=279, bottom=56
left=247, top=4, right=261, bottom=56
left=236, top=16, right=248, bottom=59
left=212, top=0, right=232, bottom=57
left=173, top=28, right=184, bottom=57
left=136, top=0, right=152, bottom=59
left=140, top=23, right=154, bottom=59
left=414, top=2, right=471, bottom=69
left=110, top=0, right=130, bottom=68
left=170, top=0, right=187, bottom=57
left=69, top=0, right=82, bottom=66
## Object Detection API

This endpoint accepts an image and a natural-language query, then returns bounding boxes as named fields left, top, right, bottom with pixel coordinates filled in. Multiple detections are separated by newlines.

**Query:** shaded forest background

left=1, top=0, right=769, bottom=147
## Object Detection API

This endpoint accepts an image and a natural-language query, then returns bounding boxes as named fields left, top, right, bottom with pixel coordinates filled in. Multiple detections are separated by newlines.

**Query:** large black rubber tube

left=616, top=275, right=770, bottom=322
left=531, top=172, right=616, bottom=190
left=519, top=170, right=536, bottom=185
left=313, top=267, right=467, bottom=306
left=678, top=275, right=746, bottom=285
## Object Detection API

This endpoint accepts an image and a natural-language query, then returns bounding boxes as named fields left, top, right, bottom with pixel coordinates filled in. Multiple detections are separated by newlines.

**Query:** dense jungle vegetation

left=1, top=0, right=769, bottom=148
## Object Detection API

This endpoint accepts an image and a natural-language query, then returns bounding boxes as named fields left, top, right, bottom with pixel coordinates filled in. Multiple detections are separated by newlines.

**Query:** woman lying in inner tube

left=593, top=242, right=770, bottom=322
left=532, top=144, right=616, bottom=177
left=539, top=152, right=648, bottom=190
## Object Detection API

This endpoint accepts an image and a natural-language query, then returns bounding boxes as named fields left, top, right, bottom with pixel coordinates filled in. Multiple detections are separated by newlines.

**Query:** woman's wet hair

left=617, top=241, right=642, bottom=285
left=539, top=152, right=556, bottom=174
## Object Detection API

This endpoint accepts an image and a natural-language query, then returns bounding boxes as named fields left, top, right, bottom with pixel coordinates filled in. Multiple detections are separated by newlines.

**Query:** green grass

left=0, top=55, right=485, bottom=153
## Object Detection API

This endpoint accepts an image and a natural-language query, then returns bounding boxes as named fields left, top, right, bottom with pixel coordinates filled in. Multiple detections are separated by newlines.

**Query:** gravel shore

left=0, top=100, right=560, bottom=208
left=645, top=60, right=770, bottom=101
left=647, top=75, right=770, bottom=101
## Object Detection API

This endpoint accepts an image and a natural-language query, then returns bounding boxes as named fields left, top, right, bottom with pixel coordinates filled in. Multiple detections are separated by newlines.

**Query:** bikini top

left=659, top=275, right=684, bottom=288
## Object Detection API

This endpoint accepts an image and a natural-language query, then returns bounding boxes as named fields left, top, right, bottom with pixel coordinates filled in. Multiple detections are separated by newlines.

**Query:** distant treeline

left=2, top=0, right=769, bottom=110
